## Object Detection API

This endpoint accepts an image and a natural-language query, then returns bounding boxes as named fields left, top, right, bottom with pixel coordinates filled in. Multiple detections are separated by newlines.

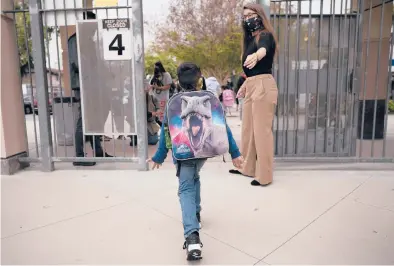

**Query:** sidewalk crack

left=1, top=200, right=133, bottom=240
left=353, top=198, right=394, bottom=213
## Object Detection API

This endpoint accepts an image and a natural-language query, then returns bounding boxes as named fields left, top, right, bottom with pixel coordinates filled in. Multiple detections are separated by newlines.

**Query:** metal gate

left=269, top=0, right=394, bottom=162
left=3, top=0, right=148, bottom=171
left=2, top=0, right=393, bottom=172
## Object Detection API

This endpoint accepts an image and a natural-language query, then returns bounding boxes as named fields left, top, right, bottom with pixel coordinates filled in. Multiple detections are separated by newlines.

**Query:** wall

left=0, top=0, right=28, bottom=169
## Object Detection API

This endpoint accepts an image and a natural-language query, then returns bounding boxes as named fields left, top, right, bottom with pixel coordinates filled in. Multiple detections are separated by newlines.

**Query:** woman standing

left=149, top=61, right=173, bottom=126
left=230, top=3, right=278, bottom=186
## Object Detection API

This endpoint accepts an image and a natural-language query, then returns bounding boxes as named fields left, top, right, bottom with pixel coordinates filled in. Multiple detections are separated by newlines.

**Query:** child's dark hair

left=177, top=62, right=201, bottom=91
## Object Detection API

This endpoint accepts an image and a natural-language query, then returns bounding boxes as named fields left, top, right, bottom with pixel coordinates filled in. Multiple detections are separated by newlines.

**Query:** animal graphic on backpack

left=166, top=91, right=229, bottom=160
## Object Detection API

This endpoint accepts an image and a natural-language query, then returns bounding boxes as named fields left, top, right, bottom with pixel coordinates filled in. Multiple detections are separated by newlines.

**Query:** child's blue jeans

left=176, top=159, right=206, bottom=239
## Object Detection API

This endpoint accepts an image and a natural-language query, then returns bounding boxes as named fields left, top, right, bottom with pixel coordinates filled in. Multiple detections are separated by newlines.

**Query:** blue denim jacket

left=152, top=113, right=241, bottom=164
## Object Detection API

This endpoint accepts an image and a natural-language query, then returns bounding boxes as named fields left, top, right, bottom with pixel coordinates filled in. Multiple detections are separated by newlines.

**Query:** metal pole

left=28, top=0, right=54, bottom=171
left=132, top=0, right=148, bottom=171
left=382, top=16, right=394, bottom=157
left=350, top=0, right=364, bottom=156
left=257, top=0, right=270, bottom=17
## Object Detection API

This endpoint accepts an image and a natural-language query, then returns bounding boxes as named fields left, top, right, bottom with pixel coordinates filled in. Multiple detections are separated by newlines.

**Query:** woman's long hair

left=154, top=61, right=166, bottom=73
left=241, top=3, right=279, bottom=58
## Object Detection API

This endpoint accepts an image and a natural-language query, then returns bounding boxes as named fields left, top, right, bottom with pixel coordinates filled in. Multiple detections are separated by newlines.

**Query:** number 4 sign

left=101, top=18, right=132, bottom=61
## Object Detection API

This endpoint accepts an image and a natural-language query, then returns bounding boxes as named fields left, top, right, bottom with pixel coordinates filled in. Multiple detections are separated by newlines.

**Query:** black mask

left=244, top=16, right=264, bottom=33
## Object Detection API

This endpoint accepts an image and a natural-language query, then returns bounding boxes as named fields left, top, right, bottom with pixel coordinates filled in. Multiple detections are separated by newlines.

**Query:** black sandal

left=229, top=169, right=253, bottom=178
left=229, top=169, right=243, bottom=175
left=251, top=180, right=271, bottom=187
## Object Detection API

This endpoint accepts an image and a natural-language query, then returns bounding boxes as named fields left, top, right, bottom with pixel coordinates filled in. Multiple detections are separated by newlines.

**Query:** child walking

left=147, top=62, right=243, bottom=261
left=222, top=85, right=235, bottom=116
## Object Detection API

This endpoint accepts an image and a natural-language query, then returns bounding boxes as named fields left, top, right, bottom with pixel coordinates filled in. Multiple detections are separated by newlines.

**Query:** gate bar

left=334, top=0, right=344, bottom=155
left=359, top=0, right=373, bottom=157
left=304, top=0, right=312, bottom=153
left=132, top=0, right=148, bottom=171
left=350, top=0, right=364, bottom=156
left=382, top=15, right=394, bottom=157
left=294, top=0, right=302, bottom=155
left=324, top=0, right=333, bottom=153
left=316, top=0, right=323, bottom=153
left=28, top=0, right=54, bottom=171
left=371, top=1, right=386, bottom=156
left=343, top=0, right=352, bottom=153
left=284, top=0, right=290, bottom=155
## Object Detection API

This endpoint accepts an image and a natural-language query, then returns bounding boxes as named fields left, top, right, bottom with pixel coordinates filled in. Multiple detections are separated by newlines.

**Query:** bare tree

left=150, top=0, right=247, bottom=82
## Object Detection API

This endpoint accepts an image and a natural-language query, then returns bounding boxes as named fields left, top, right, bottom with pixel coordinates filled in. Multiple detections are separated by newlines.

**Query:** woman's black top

left=242, top=31, right=276, bottom=77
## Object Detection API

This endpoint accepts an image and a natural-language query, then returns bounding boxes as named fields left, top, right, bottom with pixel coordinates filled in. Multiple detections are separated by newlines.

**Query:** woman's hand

left=232, top=156, right=244, bottom=169
left=149, top=84, right=159, bottom=90
left=244, top=53, right=258, bottom=69
left=237, top=84, right=246, bottom=98
left=146, top=158, right=161, bottom=170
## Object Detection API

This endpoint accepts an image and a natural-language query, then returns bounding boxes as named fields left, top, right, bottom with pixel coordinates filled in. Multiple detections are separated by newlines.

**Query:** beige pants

left=241, top=74, right=278, bottom=185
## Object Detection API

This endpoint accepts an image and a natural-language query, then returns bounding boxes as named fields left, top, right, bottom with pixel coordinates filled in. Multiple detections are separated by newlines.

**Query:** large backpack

left=165, top=90, right=229, bottom=160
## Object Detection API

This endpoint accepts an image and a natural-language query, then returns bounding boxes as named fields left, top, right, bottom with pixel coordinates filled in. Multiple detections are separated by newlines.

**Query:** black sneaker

left=183, top=232, right=203, bottom=261
left=196, top=212, right=201, bottom=229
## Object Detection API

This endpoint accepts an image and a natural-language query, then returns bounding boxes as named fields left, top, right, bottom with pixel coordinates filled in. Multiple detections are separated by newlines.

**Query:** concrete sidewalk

left=1, top=165, right=394, bottom=264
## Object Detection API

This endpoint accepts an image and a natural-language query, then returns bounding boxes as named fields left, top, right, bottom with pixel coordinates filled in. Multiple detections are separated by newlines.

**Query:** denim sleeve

left=226, top=124, right=241, bottom=159
left=151, top=112, right=169, bottom=164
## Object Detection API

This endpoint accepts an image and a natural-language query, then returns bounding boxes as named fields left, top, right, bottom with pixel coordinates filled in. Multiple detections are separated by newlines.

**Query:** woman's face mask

left=244, top=16, right=264, bottom=33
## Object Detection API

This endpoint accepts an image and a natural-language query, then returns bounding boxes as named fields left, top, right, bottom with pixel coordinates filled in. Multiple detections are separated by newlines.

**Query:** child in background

left=222, top=85, right=235, bottom=116
left=147, top=62, right=244, bottom=261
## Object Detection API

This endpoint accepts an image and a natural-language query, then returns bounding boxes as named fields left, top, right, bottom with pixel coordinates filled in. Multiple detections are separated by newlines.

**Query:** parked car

left=23, top=96, right=33, bottom=114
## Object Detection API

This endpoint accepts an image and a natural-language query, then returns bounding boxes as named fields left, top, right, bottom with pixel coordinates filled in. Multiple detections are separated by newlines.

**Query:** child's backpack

left=222, top=89, right=235, bottom=107
left=165, top=90, right=229, bottom=160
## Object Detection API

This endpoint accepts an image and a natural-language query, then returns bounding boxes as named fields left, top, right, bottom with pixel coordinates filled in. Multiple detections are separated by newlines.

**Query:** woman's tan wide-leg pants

left=241, top=74, right=278, bottom=185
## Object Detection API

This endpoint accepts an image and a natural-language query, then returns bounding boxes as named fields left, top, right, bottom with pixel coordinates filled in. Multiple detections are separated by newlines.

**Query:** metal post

left=132, top=0, right=148, bottom=171
left=257, top=0, right=270, bottom=17
left=350, top=0, right=364, bottom=156
left=28, top=0, right=54, bottom=171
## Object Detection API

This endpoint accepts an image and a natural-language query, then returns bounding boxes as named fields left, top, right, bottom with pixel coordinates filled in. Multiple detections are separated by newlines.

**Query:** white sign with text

left=101, top=19, right=132, bottom=61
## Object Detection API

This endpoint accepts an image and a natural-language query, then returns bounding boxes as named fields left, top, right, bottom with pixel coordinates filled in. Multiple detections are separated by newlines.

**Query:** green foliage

left=162, top=26, right=243, bottom=82
left=15, top=3, right=32, bottom=66
left=388, top=100, right=394, bottom=113
left=147, top=0, right=245, bottom=83
left=15, top=2, right=54, bottom=67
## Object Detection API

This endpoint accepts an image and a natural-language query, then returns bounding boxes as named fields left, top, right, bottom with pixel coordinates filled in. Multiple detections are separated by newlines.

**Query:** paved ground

left=2, top=164, right=394, bottom=264
left=3, top=110, right=394, bottom=264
